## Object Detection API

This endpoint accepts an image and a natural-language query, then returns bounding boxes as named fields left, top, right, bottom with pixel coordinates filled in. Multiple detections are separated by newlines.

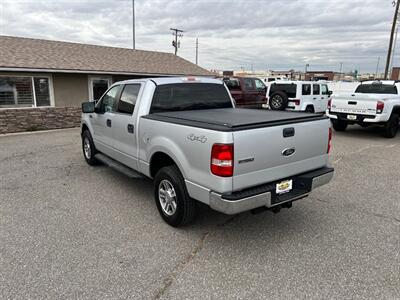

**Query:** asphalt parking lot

left=1, top=127, right=399, bottom=299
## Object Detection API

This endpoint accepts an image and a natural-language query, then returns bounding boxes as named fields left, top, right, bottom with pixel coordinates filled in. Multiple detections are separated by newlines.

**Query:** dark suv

left=221, top=77, right=267, bottom=108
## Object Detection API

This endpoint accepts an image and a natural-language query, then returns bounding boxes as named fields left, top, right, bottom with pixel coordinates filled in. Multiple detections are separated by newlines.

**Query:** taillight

left=293, top=99, right=301, bottom=106
left=376, top=101, right=384, bottom=114
left=211, top=144, right=234, bottom=177
left=327, top=99, right=332, bottom=110
left=327, top=127, right=332, bottom=154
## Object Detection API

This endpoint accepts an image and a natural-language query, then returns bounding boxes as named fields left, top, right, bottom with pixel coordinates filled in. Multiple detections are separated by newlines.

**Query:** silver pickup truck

left=81, top=77, right=334, bottom=227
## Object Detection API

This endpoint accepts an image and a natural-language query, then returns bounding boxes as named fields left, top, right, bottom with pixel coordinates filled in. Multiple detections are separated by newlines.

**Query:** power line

left=384, top=0, right=399, bottom=79
left=170, top=28, right=183, bottom=55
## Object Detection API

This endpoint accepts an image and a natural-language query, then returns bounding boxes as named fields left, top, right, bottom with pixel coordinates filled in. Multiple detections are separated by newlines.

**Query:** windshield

left=150, top=83, right=233, bottom=113
left=355, top=84, right=398, bottom=94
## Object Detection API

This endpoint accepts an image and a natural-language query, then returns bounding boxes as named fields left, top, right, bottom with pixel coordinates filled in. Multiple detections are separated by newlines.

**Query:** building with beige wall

left=0, top=36, right=211, bottom=133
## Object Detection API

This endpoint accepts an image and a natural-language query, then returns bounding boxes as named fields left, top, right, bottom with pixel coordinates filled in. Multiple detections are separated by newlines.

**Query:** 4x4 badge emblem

left=187, top=134, right=207, bottom=143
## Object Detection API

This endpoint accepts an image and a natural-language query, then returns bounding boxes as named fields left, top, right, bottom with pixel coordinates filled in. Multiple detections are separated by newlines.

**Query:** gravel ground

left=0, top=126, right=399, bottom=299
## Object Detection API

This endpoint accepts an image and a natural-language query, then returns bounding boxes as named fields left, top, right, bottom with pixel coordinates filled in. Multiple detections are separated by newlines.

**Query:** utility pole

left=390, top=25, right=399, bottom=72
left=339, top=62, right=343, bottom=80
left=170, top=28, right=183, bottom=55
left=132, top=0, right=135, bottom=49
left=384, top=0, right=400, bottom=79
left=376, top=56, right=381, bottom=79
left=195, top=38, right=198, bottom=65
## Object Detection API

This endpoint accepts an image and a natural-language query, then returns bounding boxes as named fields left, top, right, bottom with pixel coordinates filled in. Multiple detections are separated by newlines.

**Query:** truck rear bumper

left=327, top=111, right=389, bottom=123
left=209, top=167, right=334, bottom=215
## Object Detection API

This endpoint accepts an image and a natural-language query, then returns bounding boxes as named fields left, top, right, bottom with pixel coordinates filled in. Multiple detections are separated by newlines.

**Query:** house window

left=0, top=76, right=51, bottom=108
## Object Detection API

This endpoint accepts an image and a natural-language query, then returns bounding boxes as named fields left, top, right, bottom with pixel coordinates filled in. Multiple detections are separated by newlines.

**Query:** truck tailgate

left=331, top=94, right=386, bottom=115
left=233, top=118, right=330, bottom=191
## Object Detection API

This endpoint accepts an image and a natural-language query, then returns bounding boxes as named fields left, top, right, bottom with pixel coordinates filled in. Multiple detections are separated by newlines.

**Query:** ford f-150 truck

left=81, top=77, right=334, bottom=227
left=327, top=81, right=400, bottom=138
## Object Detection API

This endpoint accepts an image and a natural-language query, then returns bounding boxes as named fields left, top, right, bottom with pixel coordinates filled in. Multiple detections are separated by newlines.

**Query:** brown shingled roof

left=0, top=35, right=212, bottom=76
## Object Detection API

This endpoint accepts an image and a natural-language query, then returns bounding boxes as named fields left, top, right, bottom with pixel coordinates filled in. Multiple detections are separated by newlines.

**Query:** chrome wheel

left=83, top=137, right=91, bottom=159
left=158, top=179, right=177, bottom=216
left=271, top=95, right=283, bottom=109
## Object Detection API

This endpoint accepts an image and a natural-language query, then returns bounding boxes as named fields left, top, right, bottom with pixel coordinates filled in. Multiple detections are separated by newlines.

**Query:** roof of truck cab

left=115, top=77, right=222, bottom=86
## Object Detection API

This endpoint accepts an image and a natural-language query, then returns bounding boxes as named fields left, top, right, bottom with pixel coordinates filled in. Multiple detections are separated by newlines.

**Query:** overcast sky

left=0, top=0, right=399, bottom=73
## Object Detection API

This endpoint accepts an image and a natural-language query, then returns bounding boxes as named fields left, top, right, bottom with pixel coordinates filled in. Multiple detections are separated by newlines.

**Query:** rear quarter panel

left=138, top=118, right=234, bottom=202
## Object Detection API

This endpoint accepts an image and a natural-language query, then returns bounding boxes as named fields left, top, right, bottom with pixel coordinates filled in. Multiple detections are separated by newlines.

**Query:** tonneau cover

left=142, top=108, right=326, bottom=131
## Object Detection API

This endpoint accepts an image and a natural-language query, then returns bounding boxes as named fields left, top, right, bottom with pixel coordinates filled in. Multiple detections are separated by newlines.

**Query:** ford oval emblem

left=282, top=147, right=296, bottom=157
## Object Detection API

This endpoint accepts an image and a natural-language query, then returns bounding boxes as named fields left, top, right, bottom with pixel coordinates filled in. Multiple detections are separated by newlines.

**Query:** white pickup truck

left=81, top=77, right=334, bottom=227
left=327, top=81, right=400, bottom=138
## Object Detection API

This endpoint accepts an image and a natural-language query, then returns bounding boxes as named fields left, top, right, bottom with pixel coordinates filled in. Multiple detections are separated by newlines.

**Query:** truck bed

left=142, top=108, right=326, bottom=131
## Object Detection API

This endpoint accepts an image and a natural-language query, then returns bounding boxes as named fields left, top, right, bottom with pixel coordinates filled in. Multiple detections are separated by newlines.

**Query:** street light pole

left=132, top=0, right=135, bottom=50
left=305, top=64, right=310, bottom=80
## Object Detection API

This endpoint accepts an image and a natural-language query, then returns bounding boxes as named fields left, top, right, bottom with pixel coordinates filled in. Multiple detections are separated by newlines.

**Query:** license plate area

left=347, top=114, right=357, bottom=120
left=276, top=179, right=293, bottom=194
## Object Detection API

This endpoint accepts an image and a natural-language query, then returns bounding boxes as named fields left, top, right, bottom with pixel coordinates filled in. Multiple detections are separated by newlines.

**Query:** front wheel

left=383, top=114, right=399, bottom=138
left=82, top=130, right=98, bottom=165
left=154, top=166, right=197, bottom=227
left=331, top=120, right=348, bottom=131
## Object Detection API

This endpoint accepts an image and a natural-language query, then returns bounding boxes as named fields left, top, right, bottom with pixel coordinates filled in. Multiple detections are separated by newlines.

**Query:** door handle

left=106, top=119, right=112, bottom=127
left=313, top=97, right=317, bottom=100
left=127, top=124, right=134, bottom=133
left=321, top=97, right=325, bottom=99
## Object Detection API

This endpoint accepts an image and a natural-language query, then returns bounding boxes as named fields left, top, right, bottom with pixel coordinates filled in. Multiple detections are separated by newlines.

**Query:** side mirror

left=328, top=90, right=333, bottom=96
left=82, top=101, right=95, bottom=113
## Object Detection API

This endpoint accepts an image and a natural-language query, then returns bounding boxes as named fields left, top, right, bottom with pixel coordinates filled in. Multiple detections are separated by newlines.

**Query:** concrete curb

left=0, top=127, right=80, bottom=137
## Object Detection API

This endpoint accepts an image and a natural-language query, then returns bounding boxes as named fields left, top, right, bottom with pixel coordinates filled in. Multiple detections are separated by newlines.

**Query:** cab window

left=302, top=84, right=311, bottom=95
left=98, top=85, right=120, bottom=113
left=321, top=84, right=329, bottom=95
left=313, top=84, right=320, bottom=95
left=118, top=84, right=141, bottom=114
left=254, top=79, right=266, bottom=91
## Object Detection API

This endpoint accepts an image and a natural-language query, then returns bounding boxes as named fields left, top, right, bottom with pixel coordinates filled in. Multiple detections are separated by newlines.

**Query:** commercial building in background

left=0, top=35, right=211, bottom=134
left=305, top=71, right=335, bottom=81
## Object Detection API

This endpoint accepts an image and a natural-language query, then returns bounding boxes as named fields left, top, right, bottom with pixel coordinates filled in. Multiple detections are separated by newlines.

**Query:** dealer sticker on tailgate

left=276, top=179, right=293, bottom=194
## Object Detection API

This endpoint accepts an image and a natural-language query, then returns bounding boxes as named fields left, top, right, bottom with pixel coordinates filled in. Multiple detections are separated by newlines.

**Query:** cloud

left=0, top=0, right=398, bottom=72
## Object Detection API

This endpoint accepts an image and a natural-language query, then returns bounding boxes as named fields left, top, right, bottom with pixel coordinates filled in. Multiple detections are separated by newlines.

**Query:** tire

left=305, top=105, right=315, bottom=113
left=154, top=165, right=197, bottom=227
left=82, top=130, right=98, bottom=165
left=331, top=119, right=348, bottom=131
left=383, top=114, right=399, bottom=138
left=269, top=91, right=288, bottom=110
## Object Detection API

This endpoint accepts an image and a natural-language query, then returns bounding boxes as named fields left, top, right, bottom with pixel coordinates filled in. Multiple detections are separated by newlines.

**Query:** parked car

left=81, top=77, right=334, bottom=227
left=221, top=76, right=267, bottom=108
left=267, top=81, right=332, bottom=113
left=327, top=80, right=400, bottom=138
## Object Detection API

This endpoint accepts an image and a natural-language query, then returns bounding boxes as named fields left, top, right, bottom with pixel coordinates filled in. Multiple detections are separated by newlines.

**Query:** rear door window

left=243, top=78, right=255, bottom=90
left=355, top=84, right=398, bottom=94
left=117, top=84, right=141, bottom=115
left=223, top=78, right=241, bottom=90
left=302, top=84, right=311, bottom=95
left=313, top=84, right=320, bottom=95
left=269, top=83, right=297, bottom=98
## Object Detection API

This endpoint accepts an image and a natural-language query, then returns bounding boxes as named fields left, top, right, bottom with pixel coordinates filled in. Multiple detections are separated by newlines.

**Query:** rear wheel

left=154, top=165, right=197, bottom=227
left=269, top=91, right=288, bottom=110
left=331, top=119, right=348, bottom=132
left=305, top=105, right=315, bottom=113
left=383, top=114, right=399, bottom=138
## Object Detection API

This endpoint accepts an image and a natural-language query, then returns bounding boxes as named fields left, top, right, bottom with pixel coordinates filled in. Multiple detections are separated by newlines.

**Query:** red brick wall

left=0, top=107, right=81, bottom=134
